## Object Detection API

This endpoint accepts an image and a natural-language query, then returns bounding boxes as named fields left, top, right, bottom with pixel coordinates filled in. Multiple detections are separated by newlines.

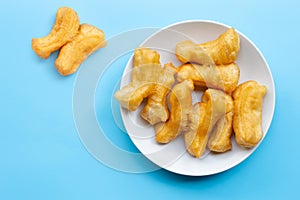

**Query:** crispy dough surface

left=134, top=48, right=160, bottom=67
left=114, top=63, right=162, bottom=111
left=141, top=62, right=177, bottom=125
left=115, top=48, right=176, bottom=124
left=175, top=28, right=240, bottom=65
left=177, top=63, right=240, bottom=93
left=199, top=28, right=240, bottom=65
left=185, top=89, right=233, bottom=158
left=155, top=80, right=194, bottom=143
left=208, top=111, right=233, bottom=152
left=175, top=40, right=215, bottom=65
left=32, top=7, right=80, bottom=59
left=233, top=81, right=267, bottom=148
left=55, top=24, right=106, bottom=76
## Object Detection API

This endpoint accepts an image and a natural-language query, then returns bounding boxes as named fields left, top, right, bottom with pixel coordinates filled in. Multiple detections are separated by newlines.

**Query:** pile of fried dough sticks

left=115, top=28, right=267, bottom=158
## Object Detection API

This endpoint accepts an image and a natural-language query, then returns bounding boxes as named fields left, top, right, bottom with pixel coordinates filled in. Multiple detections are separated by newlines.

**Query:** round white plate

left=120, top=20, right=275, bottom=176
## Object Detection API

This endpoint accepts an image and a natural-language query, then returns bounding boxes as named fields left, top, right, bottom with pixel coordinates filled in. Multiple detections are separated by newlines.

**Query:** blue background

left=1, top=0, right=299, bottom=199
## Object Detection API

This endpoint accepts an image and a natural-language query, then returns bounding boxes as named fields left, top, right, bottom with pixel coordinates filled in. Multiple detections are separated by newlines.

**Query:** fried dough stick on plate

left=175, top=28, right=240, bottom=65
left=233, top=81, right=267, bottom=148
left=184, top=89, right=233, bottom=158
left=155, top=80, right=194, bottom=143
left=177, top=63, right=240, bottom=93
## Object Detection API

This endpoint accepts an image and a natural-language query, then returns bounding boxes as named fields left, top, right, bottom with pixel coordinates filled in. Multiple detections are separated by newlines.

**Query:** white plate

left=119, top=20, right=275, bottom=176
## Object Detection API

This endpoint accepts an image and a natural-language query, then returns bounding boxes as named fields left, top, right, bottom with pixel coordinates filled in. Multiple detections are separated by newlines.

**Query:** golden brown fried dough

left=184, top=102, right=207, bottom=158
left=141, top=63, right=177, bottom=125
left=199, top=28, right=240, bottom=65
left=114, top=64, right=161, bottom=111
left=184, top=89, right=233, bottom=158
left=175, top=40, right=215, bottom=65
left=155, top=80, right=194, bottom=143
left=177, top=63, right=240, bottom=93
left=132, top=48, right=176, bottom=124
left=114, top=63, right=176, bottom=113
left=175, top=28, right=240, bottom=65
left=134, top=48, right=160, bottom=67
left=55, top=24, right=106, bottom=76
left=32, top=7, right=80, bottom=59
left=233, top=81, right=267, bottom=148
left=208, top=111, right=233, bottom=152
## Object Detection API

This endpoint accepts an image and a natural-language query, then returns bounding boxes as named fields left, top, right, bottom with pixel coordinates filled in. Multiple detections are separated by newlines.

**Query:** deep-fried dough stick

left=177, top=63, right=240, bottom=93
left=32, top=7, right=80, bottom=59
left=175, top=40, right=214, bottom=65
left=208, top=111, right=233, bottom=152
left=133, top=48, right=176, bottom=124
left=184, top=89, right=233, bottom=158
left=175, top=28, right=240, bottom=65
left=115, top=48, right=176, bottom=124
left=141, top=63, right=177, bottom=125
left=114, top=64, right=160, bottom=111
left=184, top=102, right=207, bottom=157
left=134, top=48, right=160, bottom=67
left=199, top=28, right=240, bottom=65
left=114, top=63, right=176, bottom=113
left=55, top=24, right=106, bottom=76
left=155, top=80, right=194, bottom=143
left=233, top=81, right=267, bottom=148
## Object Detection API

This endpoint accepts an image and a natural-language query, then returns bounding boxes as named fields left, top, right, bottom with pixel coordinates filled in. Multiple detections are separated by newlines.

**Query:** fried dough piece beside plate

left=233, top=81, right=267, bottom=148
left=55, top=24, right=106, bottom=76
left=32, top=7, right=80, bottom=59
